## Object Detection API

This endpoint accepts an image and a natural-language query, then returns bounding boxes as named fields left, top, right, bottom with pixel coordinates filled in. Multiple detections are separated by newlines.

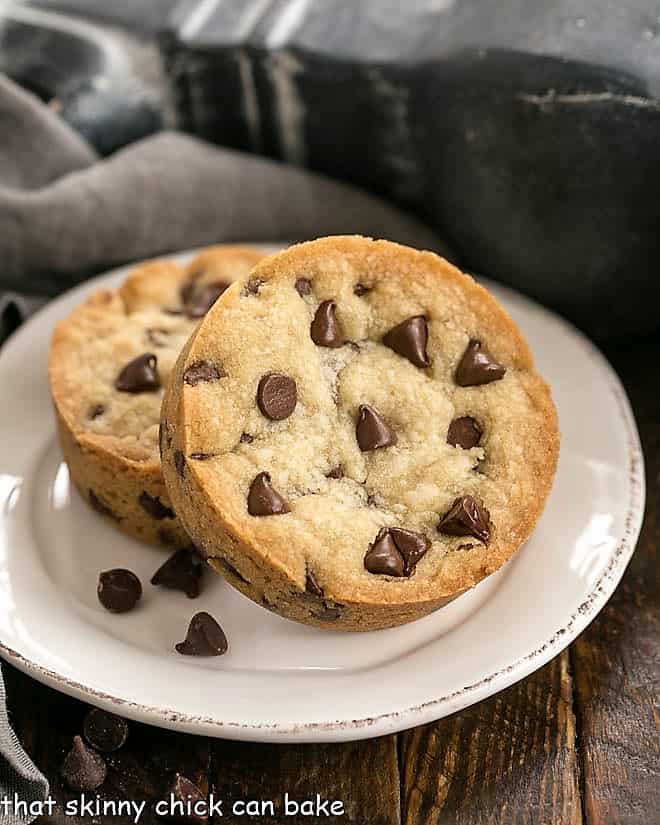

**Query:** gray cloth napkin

left=0, top=72, right=443, bottom=821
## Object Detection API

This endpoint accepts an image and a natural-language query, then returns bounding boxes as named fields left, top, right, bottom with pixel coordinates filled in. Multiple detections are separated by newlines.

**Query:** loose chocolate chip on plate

left=176, top=612, right=228, bottom=656
left=174, top=451, right=186, bottom=478
left=115, top=353, right=160, bottom=393
left=239, top=432, right=254, bottom=444
left=295, top=277, right=312, bottom=296
left=87, top=403, right=105, bottom=420
left=353, top=283, right=371, bottom=296
left=305, top=569, right=323, bottom=597
left=257, top=372, right=297, bottom=420
left=139, top=491, right=175, bottom=520
left=438, top=495, right=491, bottom=543
left=185, top=282, right=230, bottom=318
left=162, top=774, right=208, bottom=825
left=364, top=527, right=429, bottom=577
left=310, top=300, right=344, bottom=347
left=447, top=416, right=482, bottom=449
left=356, top=404, right=398, bottom=451
left=61, top=736, right=107, bottom=791
left=383, top=315, right=430, bottom=368
left=83, top=708, right=129, bottom=753
left=183, top=361, right=225, bottom=385
left=247, top=472, right=290, bottom=516
left=88, top=490, right=119, bottom=522
left=97, top=569, right=142, bottom=613
left=152, top=548, right=203, bottom=598
left=455, top=339, right=506, bottom=386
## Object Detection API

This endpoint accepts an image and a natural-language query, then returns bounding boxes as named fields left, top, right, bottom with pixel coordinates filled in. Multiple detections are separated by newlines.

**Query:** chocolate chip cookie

left=49, top=246, right=265, bottom=546
left=161, top=236, right=559, bottom=630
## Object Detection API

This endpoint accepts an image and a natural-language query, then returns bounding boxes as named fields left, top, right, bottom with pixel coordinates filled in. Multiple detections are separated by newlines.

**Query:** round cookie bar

left=161, top=236, right=559, bottom=630
left=49, top=245, right=265, bottom=547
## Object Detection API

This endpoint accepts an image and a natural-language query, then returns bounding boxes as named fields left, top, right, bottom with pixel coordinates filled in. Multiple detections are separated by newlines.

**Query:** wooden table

left=3, top=334, right=658, bottom=824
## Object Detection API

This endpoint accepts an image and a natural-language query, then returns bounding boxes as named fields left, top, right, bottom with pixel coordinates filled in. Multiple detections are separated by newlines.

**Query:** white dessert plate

left=0, top=247, right=644, bottom=742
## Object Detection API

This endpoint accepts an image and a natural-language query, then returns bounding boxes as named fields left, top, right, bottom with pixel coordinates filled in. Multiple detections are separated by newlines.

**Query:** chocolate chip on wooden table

left=61, top=736, right=107, bottom=791
left=295, top=277, right=312, bottom=296
left=247, top=472, right=290, bottom=516
left=383, top=315, right=430, bottom=368
left=97, top=569, right=142, bottom=613
left=310, top=300, right=344, bottom=347
left=83, top=707, right=129, bottom=753
left=87, top=403, right=105, bottom=420
left=447, top=416, right=482, bottom=449
left=185, top=282, right=230, bottom=318
left=163, top=773, right=208, bottom=825
left=455, top=339, right=506, bottom=386
left=139, top=491, right=175, bottom=520
left=176, top=612, right=227, bottom=656
left=89, top=490, right=119, bottom=521
left=257, top=372, right=297, bottom=420
left=115, top=353, right=160, bottom=393
left=184, top=360, right=225, bottom=386
left=364, top=527, right=429, bottom=577
left=438, top=495, right=491, bottom=543
left=151, top=548, right=203, bottom=598
left=356, top=404, right=398, bottom=451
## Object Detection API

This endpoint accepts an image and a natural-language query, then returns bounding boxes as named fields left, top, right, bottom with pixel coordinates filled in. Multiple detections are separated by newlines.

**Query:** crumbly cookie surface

left=49, top=246, right=265, bottom=546
left=161, top=236, right=559, bottom=629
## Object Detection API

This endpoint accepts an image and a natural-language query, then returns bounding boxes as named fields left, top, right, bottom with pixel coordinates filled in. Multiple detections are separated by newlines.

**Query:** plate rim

left=0, top=249, right=645, bottom=742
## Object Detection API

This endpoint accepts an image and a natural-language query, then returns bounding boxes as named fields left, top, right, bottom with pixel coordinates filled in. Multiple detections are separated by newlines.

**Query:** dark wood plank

left=211, top=735, right=400, bottom=824
left=4, top=662, right=211, bottom=824
left=400, top=650, right=582, bottom=825
left=571, top=336, right=660, bottom=825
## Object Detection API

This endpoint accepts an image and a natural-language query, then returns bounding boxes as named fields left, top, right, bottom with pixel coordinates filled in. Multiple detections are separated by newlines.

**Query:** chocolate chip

left=83, top=708, right=128, bottom=753
left=364, top=529, right=404, bottom=576
left=295, top=277, right=312, bottom=296
left=257, top=372, right=297, bottom=420
left=163, top=774, right=208, bottom=825
left=61, top=736, right=107, bottom=791
left=247, top=472, right=290, bottom=516
left=447, top=416, right=482, bottom=449
left=146, top=328, right=169, bottom=347
left=174, top=450, right=186, bottom=478
left=151, top=548, right=203, bottom=598
left=88, top=490, right=120, bottom=522
left=139, top=491, right=175, bottom=520
left=325, top=465, right=344, bottom=479
left=185, top=282, right=230, bottom=318
left=239, top=432, right=254, bottom=444
left=183, top=361, right=224, bottom=386
left=356, top=404, right=398, bottom=451
left=310, top=300, right=344, bottom=347
left=97, top=569, right=142, bottom=613
left=176, top=612, right=228, bottom=656
left=243, top=278, right=263, bottom=295
left=353, top=283, right=371, bottom=296
left=87, top=404, right=105, bottom=420
left=305, top=570, right=323, bottom=597
left=383, top=316, right=430, bottom=368
left=115, top=353, right=160, bottom=393
left=437, top=495, right=491, bottom=543
left=455, top=340, right=506, bottom=386
left=364, top=527, right=429, bottom=577
left=216, top=558, right=250, bottom=585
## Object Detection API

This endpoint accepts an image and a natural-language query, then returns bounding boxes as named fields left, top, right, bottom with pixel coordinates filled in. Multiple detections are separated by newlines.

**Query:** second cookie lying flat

left=161, top=236, right=559, bottom=630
